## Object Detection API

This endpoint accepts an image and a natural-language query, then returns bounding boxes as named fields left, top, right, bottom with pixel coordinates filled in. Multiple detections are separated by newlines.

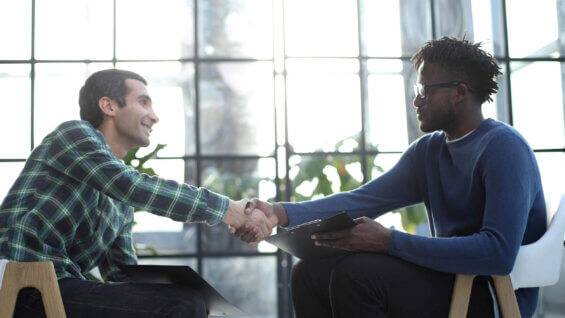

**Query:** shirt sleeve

left=389, top=134, right=542, bottom=275
left=98, top=209, right=137, bottom=281
left=283, top=145, right=423, bottom=227
left=36, top=122, right=229, bottom=226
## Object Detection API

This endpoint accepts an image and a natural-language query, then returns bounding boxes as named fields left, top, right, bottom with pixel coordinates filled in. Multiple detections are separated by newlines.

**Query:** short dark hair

left=411, top=37, right=502, bottom=104
left=79, top=69, right=147, bottom=128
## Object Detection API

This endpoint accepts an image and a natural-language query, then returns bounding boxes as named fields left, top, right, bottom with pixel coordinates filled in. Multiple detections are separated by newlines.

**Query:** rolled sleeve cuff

left=203, top=193, right=230, bottom=226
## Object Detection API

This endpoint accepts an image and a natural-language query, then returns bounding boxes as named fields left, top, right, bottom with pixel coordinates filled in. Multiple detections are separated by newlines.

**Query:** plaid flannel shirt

left=0, top=120, right=229, bottom=280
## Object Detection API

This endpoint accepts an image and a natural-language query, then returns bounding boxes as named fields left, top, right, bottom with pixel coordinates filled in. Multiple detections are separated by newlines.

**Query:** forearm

left=389, top=230, right=516, bottom=275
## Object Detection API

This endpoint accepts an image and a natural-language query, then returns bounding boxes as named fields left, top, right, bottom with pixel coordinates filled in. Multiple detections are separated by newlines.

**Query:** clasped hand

left=225, top=199, right=278, bottom=245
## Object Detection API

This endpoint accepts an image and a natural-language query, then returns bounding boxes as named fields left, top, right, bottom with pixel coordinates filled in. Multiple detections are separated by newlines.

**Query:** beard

left=418, top=102, right=457, bottom=133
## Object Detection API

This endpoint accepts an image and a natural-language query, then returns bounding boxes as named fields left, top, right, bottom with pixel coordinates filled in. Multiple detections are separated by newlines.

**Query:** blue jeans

left=14, top=278, right=207, bottom=318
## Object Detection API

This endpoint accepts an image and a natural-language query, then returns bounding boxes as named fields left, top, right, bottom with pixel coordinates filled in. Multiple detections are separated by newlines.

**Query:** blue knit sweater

left=282, top=119, right=546, bottom=317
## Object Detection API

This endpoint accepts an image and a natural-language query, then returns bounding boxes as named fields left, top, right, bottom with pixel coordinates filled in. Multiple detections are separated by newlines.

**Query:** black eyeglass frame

left=413, top=81, right=473, bottom=99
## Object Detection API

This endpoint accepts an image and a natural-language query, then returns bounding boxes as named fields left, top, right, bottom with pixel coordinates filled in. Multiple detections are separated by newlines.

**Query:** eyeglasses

left=413, top=81, right=472, bottom=99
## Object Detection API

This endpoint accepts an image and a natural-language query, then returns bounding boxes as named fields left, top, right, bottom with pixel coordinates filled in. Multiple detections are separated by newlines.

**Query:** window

left=1, top=1, right=564, bottom=317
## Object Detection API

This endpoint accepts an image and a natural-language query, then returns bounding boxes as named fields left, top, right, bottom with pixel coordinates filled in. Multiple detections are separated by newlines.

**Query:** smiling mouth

left=142, top=123, right=152, bottom=134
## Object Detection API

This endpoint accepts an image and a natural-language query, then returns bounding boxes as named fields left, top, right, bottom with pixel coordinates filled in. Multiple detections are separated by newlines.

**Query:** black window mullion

left=279, top=0, right=294, bottom=316
left=500, top=0, right=514, bottom=126
left=356, top=0, right=368, bottom=184
left=193, top=0, right=204, bottom=275
left=112, top=0, right=117, bottom=67
left=430, top=0, right=437, bottom=39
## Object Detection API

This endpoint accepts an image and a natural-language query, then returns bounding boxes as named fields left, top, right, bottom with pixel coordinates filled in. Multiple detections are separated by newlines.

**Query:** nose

left=149, top=107, right=159, bottom=124
left=413, top=94, right=424, bottom=108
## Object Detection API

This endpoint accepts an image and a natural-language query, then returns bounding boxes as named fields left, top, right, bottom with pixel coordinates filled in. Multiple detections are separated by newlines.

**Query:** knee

left=329, top=255, right=361, bottom=289
left=290, top=259, right=311, bottom=287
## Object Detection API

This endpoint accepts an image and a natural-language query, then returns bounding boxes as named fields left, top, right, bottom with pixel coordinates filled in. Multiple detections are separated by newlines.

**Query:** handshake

left=223, top=199, right=289, bottom=245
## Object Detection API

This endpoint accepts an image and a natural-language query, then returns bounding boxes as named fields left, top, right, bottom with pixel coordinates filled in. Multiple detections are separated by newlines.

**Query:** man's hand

left=311, top=217, right=392, bottom=253
left=242, top=208, right=276, bottom=244
left=222, top=199, right=250, bottom=229
left=230, top=198, right=289, bottom=243
left=223, top=199, right=276, bottom=245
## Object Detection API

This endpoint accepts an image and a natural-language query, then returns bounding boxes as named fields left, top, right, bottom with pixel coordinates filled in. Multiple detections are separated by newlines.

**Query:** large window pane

left=287, top=59, right=361, bottom=152
left=0, top=64, right=31, bottom=158
left=506, top=0, right=560, bottom=58
left=289, top=154, right=364, bottom=202
left=200, top=158, right=276, bottom=252
left=35, top=0, right=113, bottom=60
left=469, top=0, right=506, bottom=56
left=199, top=62, right=275, bottom=156
left=116, top=0, right=194, bottom=59
left=369, top=153, right=402, bottom=179
left=133, top=159, right=187, bottom=234
left=483, top=64, right=508, bottom=122
left=198, top=0, right=273, bottom=58
left=366, top=60, right=409, bottom=151
left=0, top=163, right=25, bottom=200
left=368, top=154, right=428, bottom=234
left=117, top=62, right=195, bottom=156
left=285, top=0, right=358, bottom=57
left=360, top=0, right=402, bottom=57
left=433, top=0, right=504, bottom=56
left=34, top=63, right=112, bottom=145
left=510, top=62, right=565, bottom=149
left=133, top=159, right=197, bottom=255
left=0, top=0, right=31, bottom=59
left=396, top=0, right=432, bottom=57
left=202, top=256, right=276, bottom=318
left=133, top=228, right=198, bottom=255
left=535, top=153, right=565, bottom=216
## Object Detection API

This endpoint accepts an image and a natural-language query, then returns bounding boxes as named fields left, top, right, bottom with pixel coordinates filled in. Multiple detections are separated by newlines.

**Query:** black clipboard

left=264, top=212, right=356, bottom=259
left=118, top=264, right=247, bottom=317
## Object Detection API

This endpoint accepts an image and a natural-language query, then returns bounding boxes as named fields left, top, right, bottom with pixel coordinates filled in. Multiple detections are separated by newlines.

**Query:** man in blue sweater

left=239, top=37, right=546, bottom=317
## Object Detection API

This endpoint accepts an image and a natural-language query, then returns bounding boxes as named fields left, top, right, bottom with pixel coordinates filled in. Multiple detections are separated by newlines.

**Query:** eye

left=139, top=98, right=150, bottom=107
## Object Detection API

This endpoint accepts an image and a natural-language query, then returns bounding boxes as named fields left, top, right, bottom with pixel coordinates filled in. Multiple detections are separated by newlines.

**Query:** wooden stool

left=0, top=261, right=66, bottom=317
left=448, top=274, right=520, bottom=318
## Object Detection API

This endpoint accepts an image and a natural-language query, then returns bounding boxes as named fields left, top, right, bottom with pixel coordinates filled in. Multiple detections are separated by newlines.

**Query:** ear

left=452, top=84, right=468, bottom=104
left=98, top=97, right=118, bottom=117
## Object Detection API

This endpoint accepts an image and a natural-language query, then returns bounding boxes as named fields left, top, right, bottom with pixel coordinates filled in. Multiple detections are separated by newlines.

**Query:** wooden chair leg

left=448, top=274, right=476, bottom=318
left=492, top=275, right=521, bottom=318
left=0, top=262, right=66, bottom=318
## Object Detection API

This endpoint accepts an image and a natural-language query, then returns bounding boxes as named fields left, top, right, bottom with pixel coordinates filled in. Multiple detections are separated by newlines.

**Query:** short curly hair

left=412, top=37, right=502, bottom=104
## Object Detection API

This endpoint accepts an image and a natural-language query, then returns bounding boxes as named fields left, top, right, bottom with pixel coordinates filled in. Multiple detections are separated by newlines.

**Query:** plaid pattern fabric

left=0, top=120, right=229, bottom=280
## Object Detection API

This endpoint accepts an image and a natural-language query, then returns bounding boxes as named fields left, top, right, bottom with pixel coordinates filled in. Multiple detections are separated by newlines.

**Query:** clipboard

left=118, top=264, right=247, bottom=317
left=264, top=212, right=356, bottom=259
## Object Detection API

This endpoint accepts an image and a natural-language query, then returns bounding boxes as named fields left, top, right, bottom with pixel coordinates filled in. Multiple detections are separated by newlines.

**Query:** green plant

left=123, top=143, right=166, bottom=256
left=202, top=169, right=268, bottom=200
left=123, top=144, right=167, bottom=178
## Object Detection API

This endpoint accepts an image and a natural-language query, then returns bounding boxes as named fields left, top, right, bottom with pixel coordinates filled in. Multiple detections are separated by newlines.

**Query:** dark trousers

left=14, top=278, right=207, bottom=318
left=291, top=253, right=495, bottom=318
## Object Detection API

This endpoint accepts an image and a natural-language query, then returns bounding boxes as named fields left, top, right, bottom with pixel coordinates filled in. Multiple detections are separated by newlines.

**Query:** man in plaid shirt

left=0, top=69, right=275, bottom=317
